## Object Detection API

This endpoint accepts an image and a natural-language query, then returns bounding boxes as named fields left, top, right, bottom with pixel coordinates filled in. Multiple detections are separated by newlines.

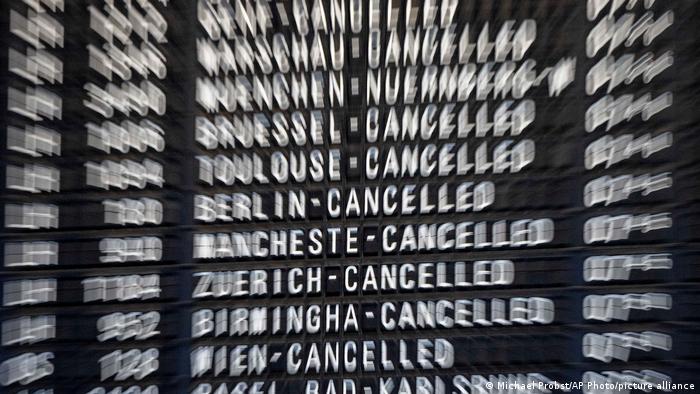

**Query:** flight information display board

left=2, top=1, right=700, bottom=393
